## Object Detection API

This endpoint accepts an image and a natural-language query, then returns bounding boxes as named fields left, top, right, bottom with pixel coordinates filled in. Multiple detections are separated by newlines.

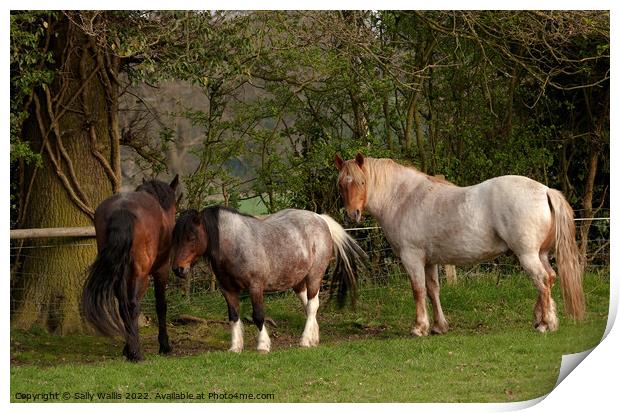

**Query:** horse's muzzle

left=344, top=209, right=364, bottom=224
left=346, top=209, right=363, bottom=224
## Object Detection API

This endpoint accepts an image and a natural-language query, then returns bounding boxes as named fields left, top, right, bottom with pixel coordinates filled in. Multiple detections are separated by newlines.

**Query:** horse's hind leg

left=425, top=264, right=449, bottom=334
left=518, top=253, right=558, bottom=332
left=153, top=269, right=171, bottom=354
left=221, top=289, right=243, bottom=353
left=538, top=252, right=559, bottom=331
left=119, top=274, right=146, bottom=361
left=300, top=292, right=320, bottom=348
left=249, top=286, right=271, bottom=353
left=401, top=251, right=430, bottom=337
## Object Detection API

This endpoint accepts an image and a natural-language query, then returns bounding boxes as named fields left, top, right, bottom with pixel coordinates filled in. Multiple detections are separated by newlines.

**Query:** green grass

left=10, top=270, right=609, bottom=403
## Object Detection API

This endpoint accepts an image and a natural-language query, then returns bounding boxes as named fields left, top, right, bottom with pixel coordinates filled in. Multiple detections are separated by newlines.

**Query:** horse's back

left=398, top=174, right=553, bottom=264
left=265, top=208, right=322, bottom=225
left=261, top=209, right=332, bottom=250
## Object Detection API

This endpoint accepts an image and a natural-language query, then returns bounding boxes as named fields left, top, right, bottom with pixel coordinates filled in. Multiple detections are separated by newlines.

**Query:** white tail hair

left=318, top=214, right=367, bottom=307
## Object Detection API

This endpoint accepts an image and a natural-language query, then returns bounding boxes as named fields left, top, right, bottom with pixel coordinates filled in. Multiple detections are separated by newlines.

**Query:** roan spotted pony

left=171, top=206, right=366, bottom=353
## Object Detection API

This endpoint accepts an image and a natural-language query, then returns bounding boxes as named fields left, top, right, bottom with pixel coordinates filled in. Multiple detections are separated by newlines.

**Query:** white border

left=3, top=2, right=616, bottom=412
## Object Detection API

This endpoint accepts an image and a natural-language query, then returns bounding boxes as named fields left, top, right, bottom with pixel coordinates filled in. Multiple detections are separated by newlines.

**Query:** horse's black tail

left=318, top=214, right=367, bottom=309
left=81, top=209, right=136, bottom=337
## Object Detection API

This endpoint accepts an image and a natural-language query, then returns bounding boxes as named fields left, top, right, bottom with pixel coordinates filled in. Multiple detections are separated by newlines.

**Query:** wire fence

left=9, top=211, right=610, bottom=320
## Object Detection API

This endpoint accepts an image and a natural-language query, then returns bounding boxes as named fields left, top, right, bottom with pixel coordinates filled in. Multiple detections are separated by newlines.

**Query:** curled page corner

left=554, top=348, right=593, bottom=388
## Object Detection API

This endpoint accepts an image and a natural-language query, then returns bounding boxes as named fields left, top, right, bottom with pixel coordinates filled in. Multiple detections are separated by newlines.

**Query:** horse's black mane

left=173, top=206, right=256, bottom=269
left=136, top=179, right=176, bottom=210
left=172, top=209, right=201, bottom=251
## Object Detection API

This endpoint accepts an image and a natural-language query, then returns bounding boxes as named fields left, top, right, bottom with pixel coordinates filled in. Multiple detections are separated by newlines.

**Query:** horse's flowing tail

left=318, top=214, right=367, bottom=308
left=81, top=210, right=136, bottom=337
left=547, top=189, right=586, bottom=320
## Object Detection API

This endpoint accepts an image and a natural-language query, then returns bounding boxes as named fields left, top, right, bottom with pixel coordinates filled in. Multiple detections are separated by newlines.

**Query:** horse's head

left=335, top=152, right=367, bottom=223
left=136, top=174, right=182, bottom=217
left=171, top=209, right=208, bottom=278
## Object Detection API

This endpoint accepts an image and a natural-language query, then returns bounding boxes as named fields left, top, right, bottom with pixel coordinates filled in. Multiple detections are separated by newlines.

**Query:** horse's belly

left=427, top=238, right=509, bottom=265
left=264, top=265, right=310, bottom=292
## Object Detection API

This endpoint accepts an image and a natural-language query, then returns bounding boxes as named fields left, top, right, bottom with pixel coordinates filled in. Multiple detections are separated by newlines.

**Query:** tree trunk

left=404, top=90, right=427, bottom=171
left=578, top=143, right=599, bottom=260
left=427, top=68, right=438, bottom=174
left=404, top=93, right=417, bottom=154
left=383, top=91, right=393, bottom=151
left=348, top=87, right=370, bottom=141
left=11, top=16, right=120, bottom=334
left=414, top=108, right=427, bottom=173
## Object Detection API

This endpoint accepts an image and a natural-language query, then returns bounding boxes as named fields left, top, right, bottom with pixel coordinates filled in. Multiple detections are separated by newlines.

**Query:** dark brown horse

left=81, top=176, right=180, bottom=361
left=171, top=206, right=366, bottom=353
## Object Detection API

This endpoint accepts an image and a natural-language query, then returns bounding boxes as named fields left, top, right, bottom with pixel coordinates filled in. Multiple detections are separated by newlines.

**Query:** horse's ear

left=170, top=174, right=179, bottom=190
left=335, top=154, right=344, bottom=171
left=142, top=177, right=146, bottom=184
left=355, top=152, right=365, bottom=167
left=176, top=192, right=183, bottom=206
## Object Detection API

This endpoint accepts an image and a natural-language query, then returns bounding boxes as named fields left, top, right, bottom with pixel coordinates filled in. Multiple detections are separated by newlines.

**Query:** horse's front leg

left=425, top=264, right=449, bottom=334
left=153, top=267, right=171, bottom=354
left=401, top=251, right=431, bottom=337
left=249, top=286, right=271, bottom=353
left=221, top=289, right=243, bottom=352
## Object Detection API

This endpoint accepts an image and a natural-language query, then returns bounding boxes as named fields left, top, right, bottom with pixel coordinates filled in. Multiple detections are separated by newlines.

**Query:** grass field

left=10, top=269, right=609, bottom=403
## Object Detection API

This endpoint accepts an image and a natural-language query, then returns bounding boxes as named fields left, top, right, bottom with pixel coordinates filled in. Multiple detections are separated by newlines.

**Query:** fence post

left=444, top=265, right=457, bottom=285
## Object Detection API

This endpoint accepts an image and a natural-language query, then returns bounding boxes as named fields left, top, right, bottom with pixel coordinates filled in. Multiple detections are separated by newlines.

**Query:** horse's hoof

left=547, top=320, right=559, bottom=332
left=126, top=352, right=144, bottom=362
left=410, top=327, right=429, bottom=337
left=256, top=343, right=271, bottom=353
left=300, top=338, right=312, bottom=348
left=431, top=320, right=449, bottom=335
left=534, top=322, right=549, bottom=333
left=159, top=344, right=172, bottom=355
left=123, top=345, right=144, bottom=362
left=228, top=346, right=243, bottom=353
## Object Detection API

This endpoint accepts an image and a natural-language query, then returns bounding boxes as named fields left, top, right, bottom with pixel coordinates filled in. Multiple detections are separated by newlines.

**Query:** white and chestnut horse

left=335, top=153, right=585, bottom=335
left=171, top=206, right=365, bottom=353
